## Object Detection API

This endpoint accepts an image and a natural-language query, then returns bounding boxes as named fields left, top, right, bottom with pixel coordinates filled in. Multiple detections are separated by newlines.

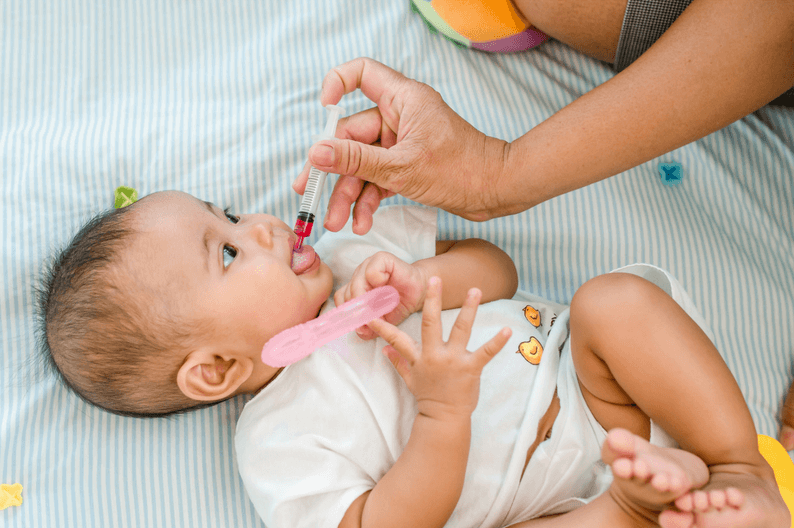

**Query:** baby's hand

left=335, top=251, right=428, bottom=339
left=367, top=277, right=512, bottom=421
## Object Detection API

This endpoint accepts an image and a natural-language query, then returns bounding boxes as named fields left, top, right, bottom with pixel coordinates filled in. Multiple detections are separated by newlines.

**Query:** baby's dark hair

left=36, top=203, right=214, bottom=418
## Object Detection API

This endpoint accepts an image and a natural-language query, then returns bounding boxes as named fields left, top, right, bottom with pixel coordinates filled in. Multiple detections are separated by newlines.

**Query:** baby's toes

left=658, top=509, right=695, bottom=528
left=707, top=489, right=727, bottom=509
left=611, top=457, right=635, bottom=480
left=613, top=456, right=652, bottom=481
left=725, top=486, right=744, bottom=508
left=632, top=458, right=651, bottom=480
left=651, top=469, right=683, bottom=493
left=692, top=490, right=711, bottom=511
left=602, top=428, right=638, bottom=465
left=674, top=487, right=744, bottom=513
left=674, top=491, right=697, bottom=512
left=616, top=453, right=689, bottom=494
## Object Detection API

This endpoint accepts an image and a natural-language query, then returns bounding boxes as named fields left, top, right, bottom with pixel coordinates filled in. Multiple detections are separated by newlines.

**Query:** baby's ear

left=176, top=348, right=253, bottom=402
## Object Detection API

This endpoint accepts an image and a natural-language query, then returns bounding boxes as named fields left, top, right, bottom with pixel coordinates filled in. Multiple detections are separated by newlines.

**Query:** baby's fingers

left=333, top=285, right=350, bottom=307
left=367, top=318, right=419, bottom=364
left=420, top=276, right=443, bottom=349
left=334, top=277, right=369, bottom=307
left=447, top=288, right=482, bottom=349
left=472, top=327, right=512, bottom=369
left=382, top=345, right=411, bottom=381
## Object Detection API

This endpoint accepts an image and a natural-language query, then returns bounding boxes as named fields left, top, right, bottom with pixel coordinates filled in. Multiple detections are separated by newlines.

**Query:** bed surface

left=2, top=0, right=793, bottom=526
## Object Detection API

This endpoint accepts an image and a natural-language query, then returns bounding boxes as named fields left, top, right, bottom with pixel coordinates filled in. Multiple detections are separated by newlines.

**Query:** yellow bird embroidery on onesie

left=523, top=305, right=541, bottom=327
left=517, top=337, right=543, bottom=365
left=517, top=305, right=544, bottom=364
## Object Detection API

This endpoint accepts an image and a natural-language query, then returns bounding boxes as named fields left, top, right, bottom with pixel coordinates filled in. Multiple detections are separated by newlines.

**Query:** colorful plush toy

left=411, top=0, right=548, bottom=52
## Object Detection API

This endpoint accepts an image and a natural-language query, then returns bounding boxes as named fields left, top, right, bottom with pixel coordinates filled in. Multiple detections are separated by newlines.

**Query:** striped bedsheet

left=1, top=0, right=792, bottom=526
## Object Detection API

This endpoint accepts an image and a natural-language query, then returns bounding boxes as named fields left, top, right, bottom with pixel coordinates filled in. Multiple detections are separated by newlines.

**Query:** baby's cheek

left=320, top=263, right=334, bottom=292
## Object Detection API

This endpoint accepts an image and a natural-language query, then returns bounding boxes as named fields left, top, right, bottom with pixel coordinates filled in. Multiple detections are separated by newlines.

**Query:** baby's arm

left=336, top=239, right=518, bottom=339
left=339, top=278, right=512, bottom=528
left=415, top=239, right=518, bottom=309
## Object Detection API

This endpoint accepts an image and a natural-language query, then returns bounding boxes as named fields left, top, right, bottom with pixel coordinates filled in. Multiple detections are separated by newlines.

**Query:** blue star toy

left=658, top=162, right=683, bottom=186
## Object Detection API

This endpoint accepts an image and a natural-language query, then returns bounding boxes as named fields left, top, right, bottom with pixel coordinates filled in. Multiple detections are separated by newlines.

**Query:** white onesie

left=234, top=205, right=709, bottom=528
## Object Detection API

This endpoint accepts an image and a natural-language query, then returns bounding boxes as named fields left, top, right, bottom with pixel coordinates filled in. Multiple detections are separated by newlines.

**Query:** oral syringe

left=294, top=104, right=345, bottom=251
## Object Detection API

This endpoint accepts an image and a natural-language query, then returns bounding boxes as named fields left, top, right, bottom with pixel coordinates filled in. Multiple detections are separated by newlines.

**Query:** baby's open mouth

left=291, top=245, right=318, bottom=275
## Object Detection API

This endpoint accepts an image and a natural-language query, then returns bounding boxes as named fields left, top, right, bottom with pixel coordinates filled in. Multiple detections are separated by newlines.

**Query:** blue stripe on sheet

left=1, top=0, right=793, bottom=526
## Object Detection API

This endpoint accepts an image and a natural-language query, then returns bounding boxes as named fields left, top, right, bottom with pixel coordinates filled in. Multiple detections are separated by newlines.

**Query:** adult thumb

left=308, top=139, right=395, bottom=186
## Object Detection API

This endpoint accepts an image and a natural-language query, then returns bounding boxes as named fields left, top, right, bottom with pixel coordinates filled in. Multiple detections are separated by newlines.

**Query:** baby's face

left=128, top=191, right=333, bottom=369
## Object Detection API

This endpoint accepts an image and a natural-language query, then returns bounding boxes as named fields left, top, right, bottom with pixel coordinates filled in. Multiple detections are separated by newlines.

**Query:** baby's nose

left=249, top=221, right=273, bottom=248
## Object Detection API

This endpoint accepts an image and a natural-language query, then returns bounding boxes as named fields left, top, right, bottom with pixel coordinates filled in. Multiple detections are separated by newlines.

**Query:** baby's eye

left=223, top=207, right=240, bottom=224
left=223, top=245, right=237, bottom=268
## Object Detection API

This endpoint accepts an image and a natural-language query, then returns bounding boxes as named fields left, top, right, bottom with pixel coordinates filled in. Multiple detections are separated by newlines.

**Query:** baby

left=39, top=190, right=788, bottom=528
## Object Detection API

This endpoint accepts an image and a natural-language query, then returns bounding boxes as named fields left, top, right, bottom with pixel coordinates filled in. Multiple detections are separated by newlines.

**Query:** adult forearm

left=362, top=414, right=471, bottom=528
left=497, top=0, right=794, bottom=215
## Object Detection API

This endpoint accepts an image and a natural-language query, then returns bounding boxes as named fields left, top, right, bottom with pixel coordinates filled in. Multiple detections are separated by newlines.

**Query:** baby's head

left=38, top=191, right=333, bottom=417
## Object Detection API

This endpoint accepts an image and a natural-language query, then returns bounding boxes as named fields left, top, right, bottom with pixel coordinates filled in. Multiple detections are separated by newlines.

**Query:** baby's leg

left=568, top=273, right=789, bottom=527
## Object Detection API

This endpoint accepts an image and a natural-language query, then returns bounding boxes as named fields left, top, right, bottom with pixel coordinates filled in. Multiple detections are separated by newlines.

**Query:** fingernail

left=311, top=144, right=334, bottom=166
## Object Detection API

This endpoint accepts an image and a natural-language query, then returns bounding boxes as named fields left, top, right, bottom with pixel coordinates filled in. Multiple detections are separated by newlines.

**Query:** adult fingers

left=309, top=59, right=418, bottom=191
left=320, top=58, right=410, bottom=121
left=318, top=106, right=395, bottom=231
left=308, top=137, right=407, bottom=191
left=350, top=183, right=394, bottom=234
left=292, top=107, right=384, bottom=197
left=323, top=175, right=367, bottom=232
left=323, top=176, right=394, bottom=234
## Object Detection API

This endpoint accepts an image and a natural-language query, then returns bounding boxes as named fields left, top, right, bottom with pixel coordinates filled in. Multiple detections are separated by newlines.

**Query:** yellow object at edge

left=758, top=434, right=794, bottom=528
left=0, top=483, right=22, bottom=510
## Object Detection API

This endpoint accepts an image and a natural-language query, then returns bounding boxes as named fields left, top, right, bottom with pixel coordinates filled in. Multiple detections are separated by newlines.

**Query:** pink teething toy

left=261, top=285, right=400, bottom=367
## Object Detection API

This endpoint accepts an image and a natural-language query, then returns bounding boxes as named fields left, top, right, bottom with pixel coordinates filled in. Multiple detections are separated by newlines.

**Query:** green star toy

left=114, top=186, right=138, bottom=208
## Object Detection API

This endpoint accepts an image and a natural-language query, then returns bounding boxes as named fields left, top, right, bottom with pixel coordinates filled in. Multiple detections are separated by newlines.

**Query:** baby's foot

left=660, top=470, right=790, bottom=528
left=601, top=428, right=709, bottom=522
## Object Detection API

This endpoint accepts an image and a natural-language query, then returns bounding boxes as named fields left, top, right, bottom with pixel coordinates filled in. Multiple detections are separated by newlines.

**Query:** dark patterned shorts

left=613, top=0, right=693, bottom=72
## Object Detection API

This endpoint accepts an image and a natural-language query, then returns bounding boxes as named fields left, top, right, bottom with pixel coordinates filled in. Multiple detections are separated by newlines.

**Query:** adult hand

left=292, top=58, right=516, bottom=235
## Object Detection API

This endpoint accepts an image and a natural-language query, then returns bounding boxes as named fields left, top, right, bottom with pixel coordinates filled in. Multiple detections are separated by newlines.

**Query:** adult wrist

left=481, top=135, right=537, bottom=220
